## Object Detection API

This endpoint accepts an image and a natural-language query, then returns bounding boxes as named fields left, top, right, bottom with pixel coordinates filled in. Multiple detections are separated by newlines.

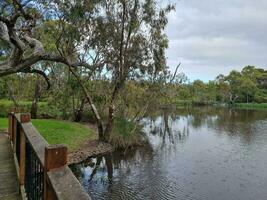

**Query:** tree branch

left=22, top=68, right=51, bottom=90
left=170, top=62, right=181, bottom=83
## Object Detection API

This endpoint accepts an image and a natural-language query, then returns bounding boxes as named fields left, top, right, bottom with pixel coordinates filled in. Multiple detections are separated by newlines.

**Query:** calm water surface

left=71, top=107, right=267, bottom=200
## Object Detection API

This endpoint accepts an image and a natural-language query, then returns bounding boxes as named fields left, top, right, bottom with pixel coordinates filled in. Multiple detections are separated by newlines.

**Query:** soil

left=68, top=122, right=114, bottom=164
left=68, top=139, right=113, bottom=164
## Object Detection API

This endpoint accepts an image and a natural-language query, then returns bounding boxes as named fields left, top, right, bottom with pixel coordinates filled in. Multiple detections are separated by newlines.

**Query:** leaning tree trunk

left=68, top=66, right=105, bottom=141
left=7, top=81, right=19, bottom=108
left=30, top=77, right=41, bottom=119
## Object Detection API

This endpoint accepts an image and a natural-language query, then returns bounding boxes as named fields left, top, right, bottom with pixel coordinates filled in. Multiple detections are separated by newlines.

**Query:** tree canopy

left=0, top=0, right=174, bottom=142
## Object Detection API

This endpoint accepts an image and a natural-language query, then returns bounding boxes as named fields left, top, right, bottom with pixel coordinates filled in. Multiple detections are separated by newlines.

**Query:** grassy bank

left=235, top=103, right=267, bottom=109
left=175, top=100, right=267, bottom=110
left=0, top=118, right=96, bottom=151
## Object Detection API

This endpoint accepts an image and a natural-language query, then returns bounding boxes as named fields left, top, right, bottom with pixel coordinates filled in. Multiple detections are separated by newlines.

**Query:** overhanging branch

left=22, top=68, right=51, bottom=90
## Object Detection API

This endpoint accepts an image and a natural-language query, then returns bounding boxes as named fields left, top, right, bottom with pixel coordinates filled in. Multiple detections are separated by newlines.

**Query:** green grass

left=0, top=118, right=7, bottom=131
left=0, top=118, right=96, bottom=151
left=235, top=103, right=267, bottom=109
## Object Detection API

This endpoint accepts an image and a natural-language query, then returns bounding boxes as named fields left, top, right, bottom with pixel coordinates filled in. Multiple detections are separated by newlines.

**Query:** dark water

left=71, top=107, right=267, bottom=200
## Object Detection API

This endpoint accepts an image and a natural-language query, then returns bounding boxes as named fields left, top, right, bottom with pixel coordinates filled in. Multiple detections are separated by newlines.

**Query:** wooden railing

left=8, top=110, right=91, bottom=200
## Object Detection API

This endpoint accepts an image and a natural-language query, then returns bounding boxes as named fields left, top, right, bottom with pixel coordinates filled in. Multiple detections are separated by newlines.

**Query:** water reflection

left=71, top=107, right=267, bottom=200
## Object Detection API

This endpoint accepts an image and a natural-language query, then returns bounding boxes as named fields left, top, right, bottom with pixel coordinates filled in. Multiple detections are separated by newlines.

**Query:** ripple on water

left=71, top=108, right=267, bottom=200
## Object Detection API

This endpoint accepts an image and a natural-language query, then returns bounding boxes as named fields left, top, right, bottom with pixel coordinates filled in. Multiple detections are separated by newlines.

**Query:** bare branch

left=170, top=62, right=181, bottom=83
left=13, top=0, right=34, bottom=20
left=0, top=22, right=11, bottom=43
left=23, top=69, right=51, bottom=90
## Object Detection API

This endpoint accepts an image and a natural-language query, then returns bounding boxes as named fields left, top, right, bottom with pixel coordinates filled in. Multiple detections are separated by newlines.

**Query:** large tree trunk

left=73, top=98, right=85, bottom=122
left=103, top=81, right=124, bottom=142
left=103, top=105, right=115, bottom=142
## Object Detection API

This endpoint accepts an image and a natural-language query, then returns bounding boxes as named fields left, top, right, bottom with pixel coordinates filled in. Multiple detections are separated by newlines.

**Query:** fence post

left=19, top=113, right=31, bottom=185
left=44, top=145, right=68, bottom=200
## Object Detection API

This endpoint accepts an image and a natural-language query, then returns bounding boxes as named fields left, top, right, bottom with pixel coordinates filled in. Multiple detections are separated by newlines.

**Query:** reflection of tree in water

left=145, top=107, right=267, bottom=145
left=145, top=109, right=190, bottom=149
left=208, top=108, right=267, bottom=143
left=171, top=107, right=267, bottom=144
left=84, top=154, right=113, bottom=183
left=71, top=147, right=154, bottom=186
left=71, top=107, right=267, bottom=190
left=72, top=107, right=267, bottom=199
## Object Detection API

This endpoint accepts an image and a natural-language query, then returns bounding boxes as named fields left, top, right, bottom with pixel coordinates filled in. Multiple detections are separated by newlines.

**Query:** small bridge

left=0, top=111, right=91, bottom=200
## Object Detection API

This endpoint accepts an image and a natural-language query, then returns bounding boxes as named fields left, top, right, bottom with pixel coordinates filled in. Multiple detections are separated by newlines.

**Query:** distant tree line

left=191, top=66, right=267, bottom=105
left=0, top=66, right=266, bottom=122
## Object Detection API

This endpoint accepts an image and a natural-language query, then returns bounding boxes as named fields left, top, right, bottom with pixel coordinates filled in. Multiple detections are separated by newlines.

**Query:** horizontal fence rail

left=8, top=110, right=91, bottom=200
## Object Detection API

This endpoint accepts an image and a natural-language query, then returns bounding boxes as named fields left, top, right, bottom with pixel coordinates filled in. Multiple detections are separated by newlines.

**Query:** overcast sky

left=165, top=0, right=267, bottom=81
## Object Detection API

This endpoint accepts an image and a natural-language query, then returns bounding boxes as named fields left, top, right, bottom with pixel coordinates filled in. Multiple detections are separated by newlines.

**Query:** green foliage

left=224, top=66, right=267, bottom=103
left=110, top=117, right=145, bottom=149
left=0, top=100, right=48, bottom=117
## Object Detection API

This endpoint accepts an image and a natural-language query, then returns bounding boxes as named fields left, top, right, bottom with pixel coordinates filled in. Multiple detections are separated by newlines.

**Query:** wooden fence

left=8, top=110, right=91, bottom=200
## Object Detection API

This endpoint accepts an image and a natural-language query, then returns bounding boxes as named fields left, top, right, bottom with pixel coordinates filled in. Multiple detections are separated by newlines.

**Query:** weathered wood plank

left=47, top=166, right=91, bottom=200
left=0, top=193, right=20, bottom=200
left=0, top=132, right=20, bottom=200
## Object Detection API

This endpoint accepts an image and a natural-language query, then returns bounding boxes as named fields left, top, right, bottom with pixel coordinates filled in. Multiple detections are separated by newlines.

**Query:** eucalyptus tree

left=42, top=0, right=174, bottom=142
left=88, top=0, right=174, bottom=141
left=0, top=0, right=174, bottom=142
left=0, top=0, right=94, bottom=83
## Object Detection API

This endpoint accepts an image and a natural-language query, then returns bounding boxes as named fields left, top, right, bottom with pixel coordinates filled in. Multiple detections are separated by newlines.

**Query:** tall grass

left=110, top=117, right=145, bottom=149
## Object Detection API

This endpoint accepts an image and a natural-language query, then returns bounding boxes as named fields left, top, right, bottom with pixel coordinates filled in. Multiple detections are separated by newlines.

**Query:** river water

left=71, top=107, right=267, bottom=200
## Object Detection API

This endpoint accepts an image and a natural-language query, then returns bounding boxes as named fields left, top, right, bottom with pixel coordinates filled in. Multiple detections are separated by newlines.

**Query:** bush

left=0, top=99, right=63, bottom=118
left=109, top=117, right=146, bottom=149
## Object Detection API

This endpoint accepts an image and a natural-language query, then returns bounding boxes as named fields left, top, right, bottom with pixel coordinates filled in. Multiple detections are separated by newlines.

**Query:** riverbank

left=235, top=103, right=267, bottom=109
left=68, top=140, right=113, bottom=164
left=175, top=100, right=267, bottom=110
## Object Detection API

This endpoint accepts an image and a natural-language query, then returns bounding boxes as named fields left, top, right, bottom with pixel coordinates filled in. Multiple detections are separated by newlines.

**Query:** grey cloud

left=166, top=0, right=267, bottom=81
